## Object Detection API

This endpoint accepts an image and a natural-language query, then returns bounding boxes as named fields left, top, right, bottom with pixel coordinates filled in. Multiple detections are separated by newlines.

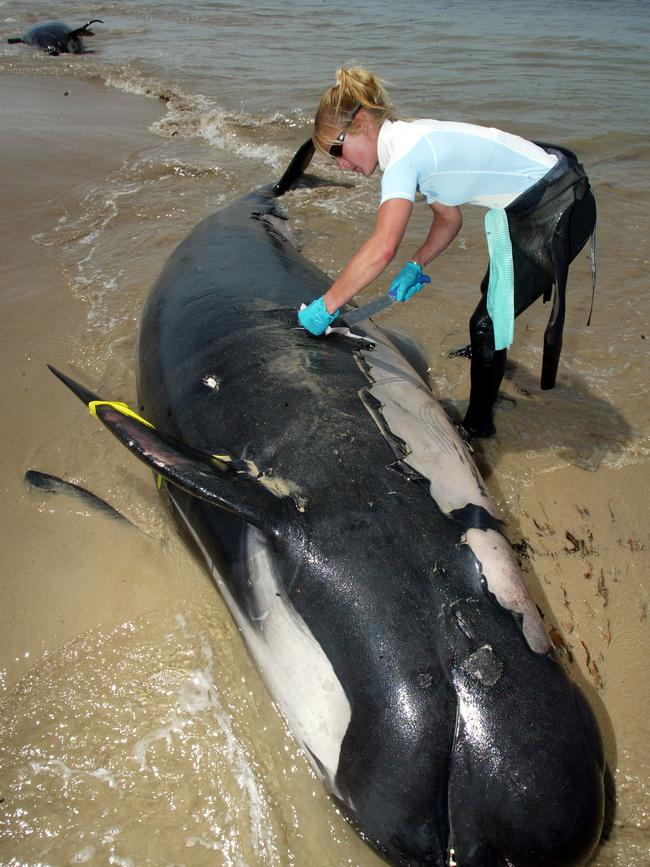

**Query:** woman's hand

left=389, top=261, right=428, bottom=302
left=298, top=296, right=339, bottom=335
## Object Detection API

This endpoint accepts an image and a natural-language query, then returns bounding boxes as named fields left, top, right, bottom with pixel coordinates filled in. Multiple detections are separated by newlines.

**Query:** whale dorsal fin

left=273, top=139, right=315, bottom=197
left=48, top=365, right=291, bottom=538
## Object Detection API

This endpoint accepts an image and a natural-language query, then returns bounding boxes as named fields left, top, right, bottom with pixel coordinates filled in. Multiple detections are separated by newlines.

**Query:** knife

left=335, top=276, right=431, bottom=328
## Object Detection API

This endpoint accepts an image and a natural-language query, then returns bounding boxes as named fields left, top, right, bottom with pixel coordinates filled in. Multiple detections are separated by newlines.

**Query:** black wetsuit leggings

left=463, top=187, right=597, bottom=435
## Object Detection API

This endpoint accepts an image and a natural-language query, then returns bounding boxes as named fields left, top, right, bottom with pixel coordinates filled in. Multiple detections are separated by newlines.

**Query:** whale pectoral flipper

left=48, top=365, right=287, bottom=537
left=24, top=469, right=133, bottom=525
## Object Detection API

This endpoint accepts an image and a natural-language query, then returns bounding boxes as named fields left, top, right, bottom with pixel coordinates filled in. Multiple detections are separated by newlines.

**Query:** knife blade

left=335, top=275, right=431, bottom=328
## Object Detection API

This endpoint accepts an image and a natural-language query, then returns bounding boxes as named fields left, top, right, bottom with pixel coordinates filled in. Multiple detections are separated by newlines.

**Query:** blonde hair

left=313, top=66, right=396, bottom=155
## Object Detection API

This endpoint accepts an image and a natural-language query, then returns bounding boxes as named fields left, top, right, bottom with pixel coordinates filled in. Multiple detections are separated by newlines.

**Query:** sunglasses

left=328, top=105, right=362, bottom=159
left=329, top=130, right=347, bottom=159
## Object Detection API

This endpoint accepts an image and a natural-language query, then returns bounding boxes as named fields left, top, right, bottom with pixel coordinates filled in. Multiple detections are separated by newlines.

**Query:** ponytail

left=314, top=66, right=396, bottom=154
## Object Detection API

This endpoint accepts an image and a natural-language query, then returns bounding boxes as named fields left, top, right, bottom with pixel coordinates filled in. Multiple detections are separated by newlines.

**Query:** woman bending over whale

left=298, top=67, right=596, bottom=438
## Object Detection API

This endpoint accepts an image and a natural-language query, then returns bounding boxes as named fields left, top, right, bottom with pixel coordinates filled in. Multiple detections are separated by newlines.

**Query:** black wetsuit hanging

left=464, top=144, right=596, bottom=436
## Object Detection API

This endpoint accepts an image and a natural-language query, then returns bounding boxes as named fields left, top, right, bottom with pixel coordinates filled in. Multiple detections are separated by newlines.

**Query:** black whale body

left=52, top=151, right=605, bottom=866
left=7, top=20, right=102, bottom=55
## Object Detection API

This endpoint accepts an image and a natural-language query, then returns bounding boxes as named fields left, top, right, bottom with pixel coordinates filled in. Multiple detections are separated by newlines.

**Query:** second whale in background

left=7, top=20, right=103, bottom=55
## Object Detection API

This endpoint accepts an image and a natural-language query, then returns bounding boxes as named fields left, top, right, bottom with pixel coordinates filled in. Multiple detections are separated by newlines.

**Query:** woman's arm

left=323, top=200, right=462, bottom=313
left=411, top=201, right=463, bottom=268
left=323, top=198, right=413, bottom=313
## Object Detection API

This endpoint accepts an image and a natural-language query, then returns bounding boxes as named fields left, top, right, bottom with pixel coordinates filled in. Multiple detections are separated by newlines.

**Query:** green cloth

left=485, top=208, right=515, bottom=350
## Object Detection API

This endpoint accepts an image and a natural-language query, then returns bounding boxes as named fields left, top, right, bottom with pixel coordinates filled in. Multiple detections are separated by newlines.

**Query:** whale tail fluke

left=69, top=19, right=103, bottom=38
left=48, top=365, right=290, bottom=538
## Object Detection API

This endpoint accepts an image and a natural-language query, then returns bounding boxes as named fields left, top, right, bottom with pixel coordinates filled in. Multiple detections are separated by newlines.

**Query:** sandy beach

left=0, top=70, right=648, bottom=865
left=0, top=74, right=181, bottom=687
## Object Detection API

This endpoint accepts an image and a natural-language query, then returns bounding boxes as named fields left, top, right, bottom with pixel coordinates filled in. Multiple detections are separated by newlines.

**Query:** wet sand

left=0, top=72, right=648, bottom=864
left=0, top=74, right=180, bottom=687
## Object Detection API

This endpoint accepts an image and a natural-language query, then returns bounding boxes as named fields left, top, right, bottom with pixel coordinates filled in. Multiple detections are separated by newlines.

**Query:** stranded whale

left=50, top=143, right=605, bottom=866
left=7, top=20, right=102, bottom=55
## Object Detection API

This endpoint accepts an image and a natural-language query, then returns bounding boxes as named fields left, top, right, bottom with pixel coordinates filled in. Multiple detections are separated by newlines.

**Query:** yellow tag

left=88, top=400, right=155, bottom=429
left=89, top=400, right=234, bottom=468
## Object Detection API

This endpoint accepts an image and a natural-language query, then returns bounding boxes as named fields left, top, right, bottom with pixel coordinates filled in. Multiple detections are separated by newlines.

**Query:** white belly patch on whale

left=168, top=489, right=352, bottom=794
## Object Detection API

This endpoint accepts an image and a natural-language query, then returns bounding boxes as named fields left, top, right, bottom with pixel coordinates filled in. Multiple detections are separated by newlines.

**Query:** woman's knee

left=469, top=306, right=496, bottom=359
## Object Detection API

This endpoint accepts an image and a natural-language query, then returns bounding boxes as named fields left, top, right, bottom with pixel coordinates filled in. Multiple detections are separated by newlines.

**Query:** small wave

left=102, top=68, right=303, bottom=169
left=0, top=49, right=307, bottom=178
left=124, top=159, right=228, bottom=182
left=104, top=68, right=181, bottom=103
left=234, top=108, right=311, bottom=130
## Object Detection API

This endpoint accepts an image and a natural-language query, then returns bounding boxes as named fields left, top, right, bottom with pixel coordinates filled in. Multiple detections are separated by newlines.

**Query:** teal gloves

left=389, top=261, right=430, bottom=302
left=298, top=296, right=339, bottom=335
left=299, top=263, right=429, bottom=337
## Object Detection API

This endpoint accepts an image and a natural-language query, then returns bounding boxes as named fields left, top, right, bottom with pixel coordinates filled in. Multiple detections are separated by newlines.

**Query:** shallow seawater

left=0, top=1, right=649, bottom=864
left=0, top=602, right=378, bottom=865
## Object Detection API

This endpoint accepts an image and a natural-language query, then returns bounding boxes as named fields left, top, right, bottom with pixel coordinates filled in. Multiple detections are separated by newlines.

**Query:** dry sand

left=0, top=72, right=648, bottom=863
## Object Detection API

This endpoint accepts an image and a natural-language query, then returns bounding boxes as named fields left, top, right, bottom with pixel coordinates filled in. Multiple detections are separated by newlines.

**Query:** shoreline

left=0, top=72, right=179, bottom=690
